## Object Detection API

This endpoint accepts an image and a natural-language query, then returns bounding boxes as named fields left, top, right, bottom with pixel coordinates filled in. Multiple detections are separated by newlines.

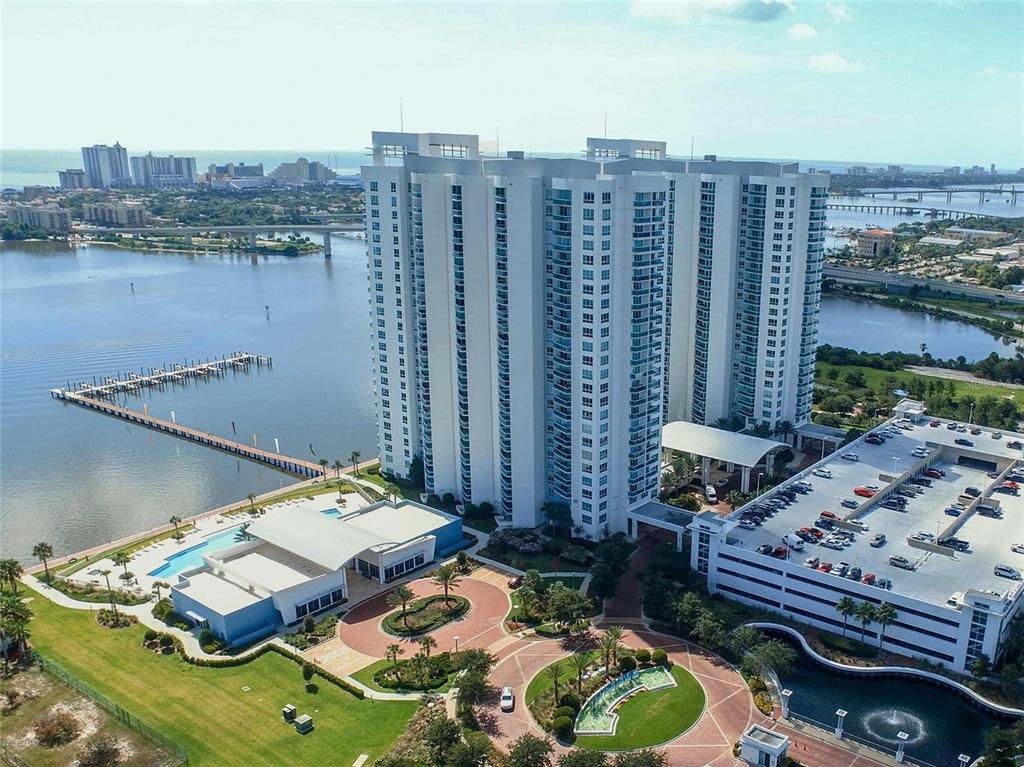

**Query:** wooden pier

left=50, top=389, right=326, bottom=478
left=60, top=351, right=271, bottom=400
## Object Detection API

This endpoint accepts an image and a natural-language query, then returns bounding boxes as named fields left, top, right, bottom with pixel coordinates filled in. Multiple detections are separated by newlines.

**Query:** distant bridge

left=73, top=222, right=364, bottom=255
left=852, top=186, right=1021, bottom=205
left=826, top=203, right=978, bottom=220
left=823, top=264, right=1024, bottom=305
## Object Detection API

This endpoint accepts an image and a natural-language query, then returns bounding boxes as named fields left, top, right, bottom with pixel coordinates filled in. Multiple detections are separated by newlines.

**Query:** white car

left=910, top=531, right=935, bottom=542
left=994, top=565, right=1022, bottom=580
left=841, top=453, right=860, bottom=462
left=738, top=519, right=757, bottom=530
left=812, top=468, right=833, bottom=479
left=1012, top=544, right=1024, bottom=555
left=500, top=686, right=515, bottom=712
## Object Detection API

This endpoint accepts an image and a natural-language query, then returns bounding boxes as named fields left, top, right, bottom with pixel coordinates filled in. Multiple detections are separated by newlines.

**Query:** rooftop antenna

left=496, top=127, right=500, bottom=158
left=400, top=97, right=404, bottom=132
left=603, top=112, right=607, bottom=139
left=690, top=136, right=694, bottom=160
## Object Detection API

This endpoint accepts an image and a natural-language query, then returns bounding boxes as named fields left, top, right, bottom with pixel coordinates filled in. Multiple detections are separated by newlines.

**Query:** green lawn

left=574, top=666, right=706, bottom=751
left=350, top=658, right=454, bottom=694
left=525, top=651, right=601, bottom=706
left=25, top=595, right=416, bottom=767
left=816, top=361, right=1023, bottom=402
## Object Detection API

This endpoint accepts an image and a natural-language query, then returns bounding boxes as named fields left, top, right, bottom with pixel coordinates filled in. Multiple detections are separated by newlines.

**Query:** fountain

left=574, top=666, right=676, bottom=736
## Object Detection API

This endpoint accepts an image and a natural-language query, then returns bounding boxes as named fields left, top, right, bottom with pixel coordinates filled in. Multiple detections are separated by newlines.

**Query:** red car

left=854, top=486, right=876, bottom=498
left=929, top=420, right=940, bottom=427
left=820, top=510, right=839, bottom=520
left=817, top=562, right=833, bottom=572
left=800, top=526, right=824, bottom=539
left=924, top=469, right=942, bottom=479
left=771, top=546, right=788, bottom=559
left=507, top=576, right=524, bottom=589
left=861, top=573, right=876, bottom=585
left=1005, top=481, right=1020, bottom=489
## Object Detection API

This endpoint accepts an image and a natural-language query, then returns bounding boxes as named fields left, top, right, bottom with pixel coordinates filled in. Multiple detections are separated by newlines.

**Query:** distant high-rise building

left=362, top=131, right=826, bottom=533
left=130, top=153, right=197, bottom=187
left=269, top=157, right=337, bottom=182
left=81, top=143, right=132, bottom=188
left=991, top=163, right=997, bottom=175
left=8, top=203, right=71, bottom=232
left=58, top=169, right=87, bottom=189
left=81, top=201, right=147, bottom=226
left=856, top=228, right=895, bottom=258
left=22, top=185, right=51, bottom=200
left=848, top=165, right=869, bottom=175
left=944, top=166, right=961, bottom=176
left=208, top=162, right=264, bottom=178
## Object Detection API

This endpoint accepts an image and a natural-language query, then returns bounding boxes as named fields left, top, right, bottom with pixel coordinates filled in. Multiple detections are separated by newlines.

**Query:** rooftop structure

left=6, top=203, right=71, bottom=233
left=691, top=406, right=1024, bottom=672
left=919, top=236, right=961, bottom=248
left=661, top=421, right=786, bottom=493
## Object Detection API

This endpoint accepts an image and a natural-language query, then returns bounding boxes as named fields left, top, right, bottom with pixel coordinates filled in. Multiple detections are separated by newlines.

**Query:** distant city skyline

left=2, top=2, right=1022, bottom=167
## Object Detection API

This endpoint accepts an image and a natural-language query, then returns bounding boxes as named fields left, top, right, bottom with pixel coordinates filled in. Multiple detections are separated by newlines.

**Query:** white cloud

left=977, top=67, right=1023, bottom=80
left=787, top=23, right=818, bottom=40
left=826, top=2, right=852, bottom=24
left=808, top=52, right=864, bottom=73
left=631, top=0, right=794, bottom=25
left=979, top=67, right=1001, bottom=76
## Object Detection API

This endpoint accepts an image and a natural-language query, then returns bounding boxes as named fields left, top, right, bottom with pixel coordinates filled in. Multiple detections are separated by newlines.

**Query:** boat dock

left=59, top=352, right=271, bottom=399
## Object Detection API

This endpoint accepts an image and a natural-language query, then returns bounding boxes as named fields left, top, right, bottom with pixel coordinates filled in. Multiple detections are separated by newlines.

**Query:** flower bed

left=383, top=595, right=469, bottom=636
left=372, top=653, right=453, bottom=691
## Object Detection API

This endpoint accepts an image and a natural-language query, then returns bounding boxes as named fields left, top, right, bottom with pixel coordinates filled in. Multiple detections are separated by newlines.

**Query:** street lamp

left=453, top=635, right=460, bottom=653
left=755, top=471, right=764, bottom=496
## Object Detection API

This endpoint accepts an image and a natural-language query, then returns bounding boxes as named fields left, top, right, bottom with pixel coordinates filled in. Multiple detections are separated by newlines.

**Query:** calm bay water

left=1, top=237, right=377, bottom=563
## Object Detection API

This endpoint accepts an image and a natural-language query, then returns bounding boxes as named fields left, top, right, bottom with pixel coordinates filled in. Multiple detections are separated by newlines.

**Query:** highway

left=823, top=264, right=1024, bottom=305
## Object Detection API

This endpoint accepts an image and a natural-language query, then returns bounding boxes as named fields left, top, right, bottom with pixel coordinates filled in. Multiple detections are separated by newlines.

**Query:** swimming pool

left=147, top=525, right=245, bottom=578
left=320, top=508, right=341, bottom=518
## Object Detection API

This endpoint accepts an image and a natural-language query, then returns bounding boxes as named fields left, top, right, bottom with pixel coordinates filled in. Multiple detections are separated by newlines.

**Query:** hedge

left=818, top=632, right=878, bottom=659
left=383, top=595, right=470, bottom=637
left=169, top=638, right=364, bottom=698
left=651, top=648, right=668, bottom=666
left=551, top=716, right=575, bottom=739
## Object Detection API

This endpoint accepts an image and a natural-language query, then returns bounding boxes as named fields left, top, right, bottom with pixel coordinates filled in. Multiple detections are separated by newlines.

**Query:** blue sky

left=2, top=1, right=1022, bottom=166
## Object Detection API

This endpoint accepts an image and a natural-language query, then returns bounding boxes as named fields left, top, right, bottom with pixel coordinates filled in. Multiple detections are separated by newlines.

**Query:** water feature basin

left=574, top=666, right=676, bottom=735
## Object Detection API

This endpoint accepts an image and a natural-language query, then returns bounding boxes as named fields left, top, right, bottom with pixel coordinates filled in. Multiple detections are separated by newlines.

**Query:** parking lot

left=728, top=417, right=1024, bottom=606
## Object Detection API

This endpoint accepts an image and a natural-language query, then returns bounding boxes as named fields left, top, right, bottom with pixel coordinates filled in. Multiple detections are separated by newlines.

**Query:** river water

left=0, top=237, right=377, bottom=563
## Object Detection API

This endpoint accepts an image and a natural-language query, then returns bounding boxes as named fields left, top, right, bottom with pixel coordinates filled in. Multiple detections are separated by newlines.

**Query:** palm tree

left=604, top=626, right=625, bottom=665
left=33, top=542, right=53, bottom=583
left=246, top=493, right=257, bottom=514
left=152, top=581, right=170, bottom=603
left=350, top=450, right=362, bottom=476
left=432, top=563, right=462, bottom=608
left=112, top=551, right=132, bottom=581
left=876, top=603, right=898, bottom=648
left=419, top=635, right=437, bottom=659
left=318, top=458, right=329, bottom=477
left=724, top=490, right=746, bottom=510
left=169, top=515, right=182, bottom=538
left=0, top=595, right=32, bottom=673
left=774, top=420, right=796, bottom=446
left=545, top=662, right=565, bottom=705
left=920, top=342, right=928, bottom=356
left=100, top=570, right=118, bottom=618
left=659, top=468, right=679, bottom=498
left=598, top=633, right=619, bottom=671
left=332, top=459, right=343, bottom=483
left=384, top=482, right=402, bottom=502
left=387, top=584, right=415, bottom=626
left=386, top=643, right=404, bottom=671
left=835, top=596, right=857, bottom=637
left=0, top=558, right=23, bottom=594
left=855, top=601, right=877, bottom=643
left=569, top=653, right=590, bottom=692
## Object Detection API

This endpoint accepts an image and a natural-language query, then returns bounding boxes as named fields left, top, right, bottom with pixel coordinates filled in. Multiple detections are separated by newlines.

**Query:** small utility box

left=295, top=714, right=313, bottom=734
left=282, top=704, right=296, bottom=722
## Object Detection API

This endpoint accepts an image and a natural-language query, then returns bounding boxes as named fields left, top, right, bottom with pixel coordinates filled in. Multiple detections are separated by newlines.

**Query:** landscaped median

left=383, top=594, right=470, bottom=636
left=24, top=593, right=417, bottom=767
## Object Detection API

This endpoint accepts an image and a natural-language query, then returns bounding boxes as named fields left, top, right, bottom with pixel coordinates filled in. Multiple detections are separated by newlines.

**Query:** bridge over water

left=73, top=222, right=364, bottom=255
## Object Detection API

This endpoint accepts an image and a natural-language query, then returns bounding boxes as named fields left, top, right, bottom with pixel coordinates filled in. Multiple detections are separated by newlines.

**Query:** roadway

left=823, top=264, right=1024, bottom=304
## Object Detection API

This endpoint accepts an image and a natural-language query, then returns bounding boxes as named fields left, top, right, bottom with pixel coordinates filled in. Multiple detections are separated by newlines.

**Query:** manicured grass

left=574, top=666, right=706, bottom=751
left=25, top=594, right=416, bottom=767
left=350, top=658, right=454, bottom=694
left=816, top=361, right=1023, bottom=402
left=383, top=595, right=469, bottom=636
left=525, top=651, right=601, bottom=706
left=817, top=630, right=879, bottom=659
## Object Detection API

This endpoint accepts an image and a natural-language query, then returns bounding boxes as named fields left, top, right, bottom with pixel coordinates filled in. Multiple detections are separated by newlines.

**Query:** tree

left=152, top=581, right=170, bottom=603
left=387, top=584, right=415, bottom=626
left=773, top=419, right=796, bottom=446
left=541, top=502, right=572, bottom=539
left=603, top=625, right=625, bottom=665
left=835, top=596, right=857, bottom=637
left=855, top=601, right=877, bottom=643
left=350, top=450, right=362, bottom=475
left=432, top=563, right=462, bottom=608
left=693, top=613, right=726, bottom=650
left=545, top=662, right=565, bottom=705
left=302, top=661, right=315, bottom=688
left=100, top=570, right=118, bottom=617
left=589, top=560, right=620, bottom=602
left=419, top=635, right=437, bottom=659
left=546, top=583, right=593, bottom=629
left=610, top=751, right=668, bottom=767
left=386, top=643, right=404, bottom=670
left=522, top=568, right=544, bottom=595
left=724, top=490, right=746, bottom=510
left=424, top=716, right=462, bottom=765
left=598, top=634, right=619, bottom=672
left=673, top=592, right=706, bottom=635
left=508, top=734, right=554, bottom=767
left=446, top=732, right=491, bottom=767
left=0, top=595, right=32, bottom=672
left=0, top=558, right=23, bottom=594
left=112, top=551, right=132, bottom=580
left=971, top=653, right=992, bottom=678
left=384, top=482, right=402, bottom=502
left=728, top=625, right=763, bottom=659
left=983, top=719, right=1024, bottom=767
left=332, top=459, right=343, bottom=481
left=569, top=652, right=590, bottom=692
left=742, top=639, right=796, bottom=680
left=825, top=367, right=840, bottom=381
left=558, top=751, right=608, bottom=767
left=169, top=515, right=182, bottom=538
left=876, top=602, right=898, bottom=648
left=33, top=542, right=54, bottom=583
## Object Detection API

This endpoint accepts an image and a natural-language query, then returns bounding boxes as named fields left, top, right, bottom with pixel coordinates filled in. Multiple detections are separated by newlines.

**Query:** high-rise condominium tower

left=81, top=143, right=132, bottom=188
left=363, top=132, right=827, bottom=534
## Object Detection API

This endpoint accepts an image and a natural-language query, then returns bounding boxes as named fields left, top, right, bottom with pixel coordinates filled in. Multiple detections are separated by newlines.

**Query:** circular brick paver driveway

left=337, top=571, right=512, bottom=658
left=476, top=626, right=756, bottom=767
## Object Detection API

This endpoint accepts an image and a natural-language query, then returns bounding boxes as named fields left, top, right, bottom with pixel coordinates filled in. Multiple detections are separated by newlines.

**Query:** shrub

left=618, top=655, right=637, bottom=673
left=77, top=735, right=120, bottom=767
left=367, top=464, right=380, bottom=475
left=818, top=632, right=878, bottom=659
left=748, top=675, right=768, bottom=695
left=303, top=615, right=316, bottom=634
left=143, top=629, right=158, bottom=642
left=560, top=545, right=593, bottom=566
left=285, top=634, right=310, bottom=650
left=559, top=692, right=581, bottom=711
left=651, top=648, right=669, bottom=666
left=635, top=648, right=651, bottom=664
left=551, top=715, right=575, bottom=739
left=158, top=634, right=174, bottom=648
left=753, top=691, right=774, bottom=716
left=152, top=598, right=172, bottom=620
left=542, top=538, right=565, bottom=555
left=554, top=706, right=577, bottom=720
left=34, top=709, right=81, bottom=747
left=456, top=550, right=469, bottom=571
left=199, top=628, right=215, bottom=646
left=96, top=609, right=136, bottom=629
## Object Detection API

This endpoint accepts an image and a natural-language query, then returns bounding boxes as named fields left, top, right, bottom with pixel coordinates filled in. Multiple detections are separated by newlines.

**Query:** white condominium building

left=81, top=143, right=132, bottom=188
left=363, top=131, right=826, bottom=534
left=130, top=153, right=197, bottom=188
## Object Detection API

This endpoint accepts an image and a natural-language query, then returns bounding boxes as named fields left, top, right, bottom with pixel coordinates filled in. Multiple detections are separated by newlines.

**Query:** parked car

left=848, top=566, right=862, bottom=580
left=817, top=562, right=833, bottom=573
left=841, top=499, right=859, bottom=509
left=841, top=452, right=860, bottom=462
left=964, top=487, right=982, bottom=497
left=820, top=538, right=844, bottom=551
left=889, top=555, right=914, bottom=570
left=865, top=436, right=883, bottom=446
left=882, top=499, right=906, bottom=511
left=812, top=468, right=833, bottom=479
left=705, top=485, right=718, bottom=504
left=993, top=565, right=1022, bottom=580
left=909, top=477, right=932, bottom=487
left=923, top=469, right=943, bottom=479
left=870, top=533, right=886, bottom=547
left=804, top=555, right=820, bottom=568
left=910, top=531, right=935, bottom=542
left=1011, top=544, right=1024, bottom=555
left=970, top=428, right=982, bottom=436
left=854, top=486, right=876, bottom=498
left=783, top=534, right=806, bottom=551
left=1008, top=440, right=1023, bottom=450
left=992, top=432, right=1002, bottom=439
left=946, top=422, right=958, bottom=430
left=756, top=544, right=774, bottom=555
left=939, top=537, right=969, bottom=552
left=876, top=577, right=892, bottom=589
left=834, top=562, right=850, bottom=577
left=507, top=575, right=524, bottom=589
left=861, top=573, right=877, bottom=585
left=954, top=438, right=974, bottom=447
left=816, top=518, right=836, bottom=530
left=738, top=519, right=757, bottom=530
left=945, top=507, right=962, bottom=517
left=929, top=420, right=940, bottom=427
left=771, top=546, right=788, bottom=558
left=820, top=510, right=839, bottom=519
left=500, top=687, right=516, bottom=712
